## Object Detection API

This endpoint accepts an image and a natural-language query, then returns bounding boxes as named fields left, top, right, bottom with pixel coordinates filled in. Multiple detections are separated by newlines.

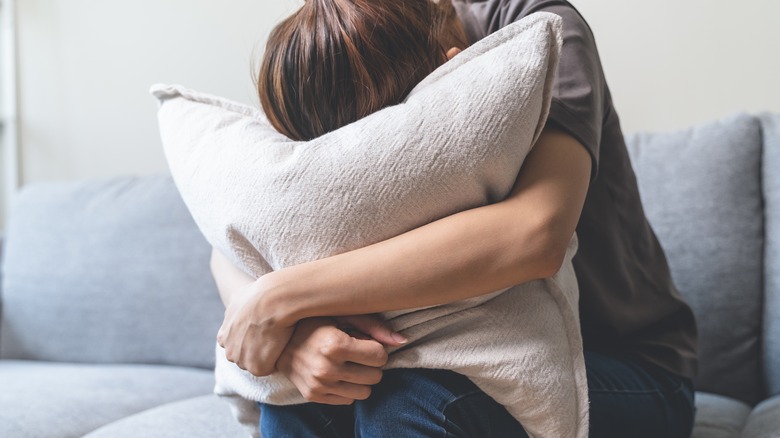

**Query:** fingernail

left=392, top=332, right=408, bottom=344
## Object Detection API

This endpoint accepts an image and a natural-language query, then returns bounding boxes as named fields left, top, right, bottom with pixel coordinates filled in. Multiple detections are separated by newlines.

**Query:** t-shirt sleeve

left=523, top=4, right=606, bottom=182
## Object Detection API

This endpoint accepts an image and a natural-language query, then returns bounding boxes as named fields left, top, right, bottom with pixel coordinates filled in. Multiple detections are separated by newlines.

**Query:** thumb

left=338, top=314, right=408, bottom=347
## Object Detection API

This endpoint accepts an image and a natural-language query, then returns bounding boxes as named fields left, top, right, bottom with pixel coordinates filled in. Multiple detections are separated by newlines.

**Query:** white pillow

left=153, top=12, right=587, bottom=438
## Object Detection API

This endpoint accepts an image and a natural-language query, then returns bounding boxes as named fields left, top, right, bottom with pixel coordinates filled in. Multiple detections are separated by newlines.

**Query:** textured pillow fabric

left=625, top=113, right=764, bottom=404
left=154, top=12, right=587, bottom=438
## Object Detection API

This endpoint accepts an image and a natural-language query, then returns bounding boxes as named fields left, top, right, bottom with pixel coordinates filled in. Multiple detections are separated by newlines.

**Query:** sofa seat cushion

left=740, top=395, right=780, bottom=438
left=83, top=394, right=244, bottom=438
left=0, top=360, right=215, bottom=438
left=691, top=392, right=752, bottom=438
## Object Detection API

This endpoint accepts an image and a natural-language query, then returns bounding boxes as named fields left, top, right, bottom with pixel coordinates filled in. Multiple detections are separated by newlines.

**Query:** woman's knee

left=354, top=369, right=462, bottom=436
left=354, top=368, right=526, bottom=438
left=259, top=402, right=353, bottom=438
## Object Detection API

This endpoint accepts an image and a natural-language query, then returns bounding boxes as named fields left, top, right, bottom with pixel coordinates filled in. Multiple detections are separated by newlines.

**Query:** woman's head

left=258, top=0, right=468, bottom=141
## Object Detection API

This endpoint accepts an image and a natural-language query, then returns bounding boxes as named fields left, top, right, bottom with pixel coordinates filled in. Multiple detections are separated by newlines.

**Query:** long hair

left=258, top=0, right=468, bottom=141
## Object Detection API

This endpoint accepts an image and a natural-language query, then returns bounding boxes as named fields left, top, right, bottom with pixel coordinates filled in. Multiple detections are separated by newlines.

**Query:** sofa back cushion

left=761, top=112, right=780, bottom=397
left=625, top=113, right=764, bottom=404
left=0, top=175, right=223, bottom=369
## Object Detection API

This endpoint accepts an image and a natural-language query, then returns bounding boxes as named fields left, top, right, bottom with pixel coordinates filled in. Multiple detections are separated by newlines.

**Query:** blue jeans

left=259, top=351, right=696, bottom=437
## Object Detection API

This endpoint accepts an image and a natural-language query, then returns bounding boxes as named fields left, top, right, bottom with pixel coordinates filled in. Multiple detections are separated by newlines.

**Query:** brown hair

left=258, top=0, right=468, bottom=141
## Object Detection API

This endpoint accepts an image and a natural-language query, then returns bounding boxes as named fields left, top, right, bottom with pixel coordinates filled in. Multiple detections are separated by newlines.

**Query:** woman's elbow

left=524, top=220, right=572, bottom=280
left=537, top=243, right=568, bottom=279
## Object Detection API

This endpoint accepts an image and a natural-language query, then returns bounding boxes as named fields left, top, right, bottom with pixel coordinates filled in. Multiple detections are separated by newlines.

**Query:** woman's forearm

left=261, top=129, right=592, bottom=326
left=210, top=247, right=255, bottom=307
left=264, top=200, right=559, bottom=323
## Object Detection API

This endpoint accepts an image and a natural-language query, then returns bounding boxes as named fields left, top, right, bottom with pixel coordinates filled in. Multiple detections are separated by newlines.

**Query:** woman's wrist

left=254, top=268, right=305, bottom=328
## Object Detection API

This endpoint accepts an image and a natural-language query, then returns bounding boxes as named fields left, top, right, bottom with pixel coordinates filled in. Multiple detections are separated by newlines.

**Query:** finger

left=301, top=372, right=373, bottom=402
left=216, top=325, right=227, bottom=347
left=318, top=395, right=357, bottom=406
left=335, top=362, right=384, bottom=385
left=284, top=367, right=362, bottom=406
left=337, top=338, right=389, bottom=368
left=338, top=315, right=408, bottom=347
left=309, top=360, right=383, bottom=386
left=302, top=393, right=356, bottom=406
left=325, top=381, right=373, bottom=401
left=239, top=329, right=289, bottom=377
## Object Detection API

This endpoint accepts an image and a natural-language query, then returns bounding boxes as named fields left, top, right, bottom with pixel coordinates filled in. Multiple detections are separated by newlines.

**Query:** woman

left=211, top=0, right=698, bottom=436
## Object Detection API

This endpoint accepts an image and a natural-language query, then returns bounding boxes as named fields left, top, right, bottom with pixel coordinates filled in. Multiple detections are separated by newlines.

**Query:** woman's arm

left=209, top=248, right=255, bottom=307
left=259, top=127, right=592, bottom=324
left=215, top=128, right=592, bottom=376
left=211, top=246, right=407, bottom=377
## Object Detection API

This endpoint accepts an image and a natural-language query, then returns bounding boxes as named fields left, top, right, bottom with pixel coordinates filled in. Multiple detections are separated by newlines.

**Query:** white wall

left=1, top=0, right=20, bottom=230
left=571, top=0, right=780, bottom=133
left=16, top=0, right=300, bottom=184
left=14, top=0, right=780, bottom=186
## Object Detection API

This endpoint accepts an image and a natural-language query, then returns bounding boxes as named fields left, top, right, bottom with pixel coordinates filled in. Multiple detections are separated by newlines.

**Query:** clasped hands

left=216, top=277, right=407, bottom=404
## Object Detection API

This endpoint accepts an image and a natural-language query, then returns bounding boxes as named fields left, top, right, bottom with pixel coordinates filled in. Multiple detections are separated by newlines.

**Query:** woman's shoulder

left=454, top=0, right=608, bottom=160
left=453, top=0, right=593, bottom=44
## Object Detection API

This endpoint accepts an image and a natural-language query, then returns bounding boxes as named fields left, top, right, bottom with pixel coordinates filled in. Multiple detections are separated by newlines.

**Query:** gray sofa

left=0, top=112, right=778, bottom=437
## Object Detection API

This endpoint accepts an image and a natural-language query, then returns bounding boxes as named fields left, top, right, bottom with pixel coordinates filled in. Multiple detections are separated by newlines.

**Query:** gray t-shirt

left=453, top=0, right=698, bottom=379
